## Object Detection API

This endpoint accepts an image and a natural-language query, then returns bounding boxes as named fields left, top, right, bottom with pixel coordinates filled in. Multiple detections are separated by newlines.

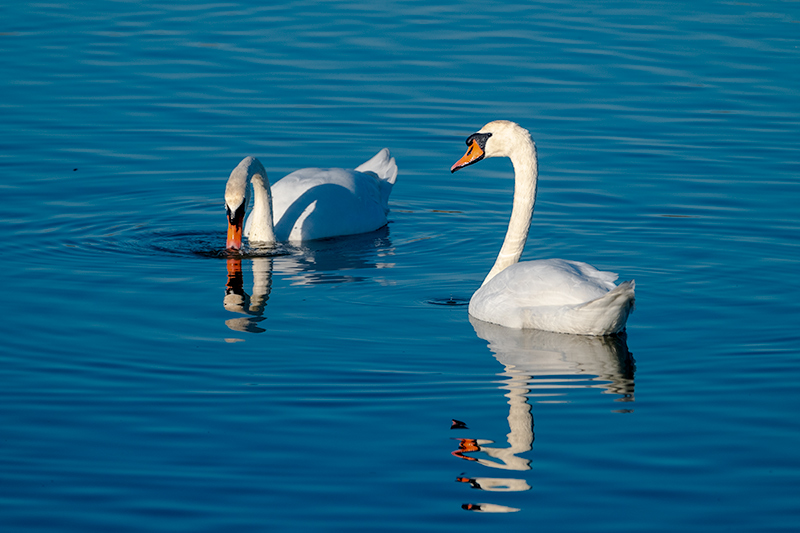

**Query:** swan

left=225, top=148, right=397, bottom=249
left=451, top=120, right=634, bottom=335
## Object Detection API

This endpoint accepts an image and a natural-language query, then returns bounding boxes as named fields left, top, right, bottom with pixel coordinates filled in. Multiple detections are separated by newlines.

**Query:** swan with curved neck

left=225, top=148, right=397, bottom=250
left=451, top=120, right=634, bottom=336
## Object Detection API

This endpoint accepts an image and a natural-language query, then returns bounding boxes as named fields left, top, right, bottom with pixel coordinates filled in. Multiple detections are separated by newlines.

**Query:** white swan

left=451, top=120, right=634, bottom=336
left=225, top=148, right=397, bottom=249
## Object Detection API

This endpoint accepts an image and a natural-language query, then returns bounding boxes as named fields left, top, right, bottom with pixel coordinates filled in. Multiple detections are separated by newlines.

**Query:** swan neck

left=247, top=171, right=276, bottom=243
left=482, top=141, right=537, bottom=286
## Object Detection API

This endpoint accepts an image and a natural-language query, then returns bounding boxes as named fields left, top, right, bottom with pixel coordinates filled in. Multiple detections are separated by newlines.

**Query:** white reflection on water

left=472, top=317, right=636, bottom=404
left=222, top=228, right=396, bottom=333
left=278, top=226, right=395, bottom=286
left=456, top=317, right=635, bottom=512
left=224, top=257, right=273, bottom=334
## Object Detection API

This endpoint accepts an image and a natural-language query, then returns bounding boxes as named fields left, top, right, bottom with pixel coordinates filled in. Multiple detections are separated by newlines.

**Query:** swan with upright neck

left=225, top=148, right=397, bottom=250
left=451, top=120, right=634, bottom=336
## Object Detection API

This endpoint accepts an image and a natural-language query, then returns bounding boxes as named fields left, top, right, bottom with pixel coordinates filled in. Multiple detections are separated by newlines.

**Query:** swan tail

left=355, top=148, right=397, bottom=211
left=573, top=280, right=636, bottom=335
left=356, top=148, right=397, bottom=184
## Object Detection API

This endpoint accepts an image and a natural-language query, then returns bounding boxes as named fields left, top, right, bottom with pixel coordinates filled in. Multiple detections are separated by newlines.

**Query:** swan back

left=469, top=259, right=635, bottom=335
left=268, top=149, right=397, bottom=241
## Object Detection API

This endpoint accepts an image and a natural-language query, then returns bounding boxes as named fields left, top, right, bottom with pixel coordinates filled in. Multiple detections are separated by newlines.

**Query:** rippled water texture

left=1, top=1, right=799, bottom=532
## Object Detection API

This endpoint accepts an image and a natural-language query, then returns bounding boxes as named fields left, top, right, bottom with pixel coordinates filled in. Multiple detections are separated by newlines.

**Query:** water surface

left=1, top=1, right=799, bottom=531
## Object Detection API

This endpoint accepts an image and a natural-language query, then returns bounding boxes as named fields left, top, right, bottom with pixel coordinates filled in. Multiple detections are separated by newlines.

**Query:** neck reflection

left=455, top=317, right=636, bottom=513
left=223, top=257, right=273, bottom=333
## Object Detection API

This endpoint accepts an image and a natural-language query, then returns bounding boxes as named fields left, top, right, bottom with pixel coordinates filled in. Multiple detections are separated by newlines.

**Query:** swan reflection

left=456, top=475, right=530, bottom=492
left=224, top=257, right=272, bottom=333
left=461, top=502, right=521, bottom=513
left=455, top=317, right=635, bottom=512
left=279, top=226, right=394, bottom=286
left=222, top=228, right=394, bottom=333
left=471, top=316, right=636, bottom=404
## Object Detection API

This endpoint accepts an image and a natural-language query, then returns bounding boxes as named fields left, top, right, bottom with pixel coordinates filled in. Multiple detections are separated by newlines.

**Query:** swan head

left=224, top=156, right=266, bottom=250
left=451, top=120, right=533, bottom=172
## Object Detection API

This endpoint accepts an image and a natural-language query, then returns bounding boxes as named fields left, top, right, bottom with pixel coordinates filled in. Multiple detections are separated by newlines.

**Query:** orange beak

left=227, top=258, right=242, bottom=277
left=226, top=258, right=243, bottom=292
left=451, top=140, right=485, bottom=173
left=451, top=438, right=480, bottom=461
left=227, top=220, right=243, bottom=250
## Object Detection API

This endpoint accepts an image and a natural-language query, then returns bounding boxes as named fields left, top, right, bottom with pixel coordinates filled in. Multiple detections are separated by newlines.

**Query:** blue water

left=2, top=1, right=799, bottom=531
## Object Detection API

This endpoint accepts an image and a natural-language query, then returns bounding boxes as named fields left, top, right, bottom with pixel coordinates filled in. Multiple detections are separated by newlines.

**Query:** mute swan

left=225, top=148, right=397, bottom=249
left=451, top=120, right=634, bottom=336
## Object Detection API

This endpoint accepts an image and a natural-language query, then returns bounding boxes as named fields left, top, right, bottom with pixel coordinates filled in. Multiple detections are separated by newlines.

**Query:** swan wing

left=478, top=259, right=617, bottom=306
left=469, top=259, right=634, bottom=335
left=270, top=150, right=395, bottom=241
